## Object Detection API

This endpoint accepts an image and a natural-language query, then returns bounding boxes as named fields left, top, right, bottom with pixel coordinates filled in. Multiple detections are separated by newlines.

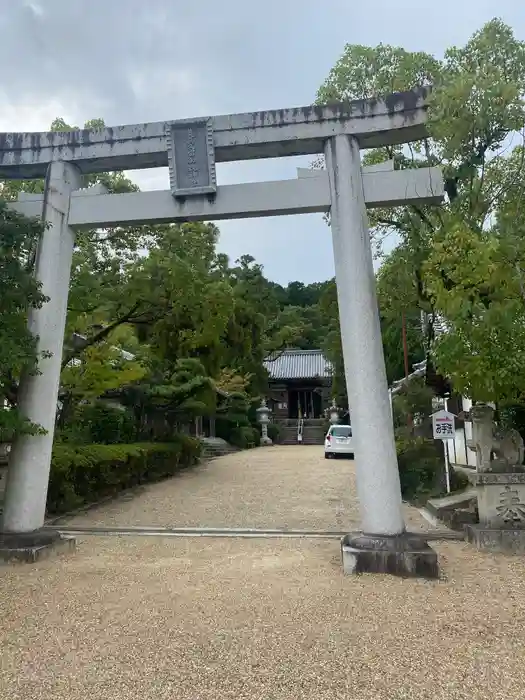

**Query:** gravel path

left=60, top=445, right=434, bottom=532
left=2, top=446, right=525, bottom=699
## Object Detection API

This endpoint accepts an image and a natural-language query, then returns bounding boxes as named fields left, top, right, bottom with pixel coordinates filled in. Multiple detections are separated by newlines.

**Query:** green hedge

left=56, top=401, right=137, bottom=445
left=229, top=426, right=260, bottom=449
left=266, top=422, right=281, bottom=443
left=76, top=401, right=136, bottom=444
left=396, top=435, right=470, bottom=502
left=47, top=436, right=201, bottom=515
left=396, top=436, right=445, bottom=501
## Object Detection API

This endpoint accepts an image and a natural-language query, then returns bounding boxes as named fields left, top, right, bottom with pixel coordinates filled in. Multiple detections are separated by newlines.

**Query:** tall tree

left=376, top=245, right=425, bottom=384
left=316, top=19, right=525, bottom=404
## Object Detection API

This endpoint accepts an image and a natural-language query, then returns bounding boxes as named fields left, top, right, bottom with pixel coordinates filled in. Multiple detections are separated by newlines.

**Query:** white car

left=324, top=424, right=354, bottom=459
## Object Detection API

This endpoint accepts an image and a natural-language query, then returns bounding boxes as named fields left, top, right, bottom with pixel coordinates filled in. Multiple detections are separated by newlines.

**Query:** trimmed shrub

left=396, top=436, right=444, bottom=501
left=47, top=435, right=201, bottom=514
left=229, top=426, right=260, bottom=449
left=266, top=422, right=281, bottom=443
left=396, top=435, right=471, bottom=502
left=78, top=401, right=136, bottom=444
left=449, top=467, right=470, bottom=492
left=57, top=401, right=136, bottom=445
left=250, top=427, right=261, bottom=447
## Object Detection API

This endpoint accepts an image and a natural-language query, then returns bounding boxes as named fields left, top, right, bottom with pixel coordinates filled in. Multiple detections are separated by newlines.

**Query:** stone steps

left=425, top=488, right=478, bottom=530
left=279, top=427, right=325, bottom=446
left=199, top=437, right=240, bottom=460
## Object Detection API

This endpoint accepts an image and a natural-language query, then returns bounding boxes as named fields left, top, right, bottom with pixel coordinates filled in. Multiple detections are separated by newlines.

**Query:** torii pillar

left=325, top=135, right=438, bottom=577
left=0, top=161, right=81, bottom=560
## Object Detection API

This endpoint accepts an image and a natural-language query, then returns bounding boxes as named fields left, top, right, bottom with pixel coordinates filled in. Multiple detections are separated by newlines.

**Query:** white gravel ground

left=58, top=444, right=434, bottom=532
left=2, top=446, right=525, bottom=700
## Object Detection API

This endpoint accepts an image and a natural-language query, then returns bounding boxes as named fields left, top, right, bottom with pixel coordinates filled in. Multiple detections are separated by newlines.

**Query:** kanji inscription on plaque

left=166, top=117, right=217, bottom=198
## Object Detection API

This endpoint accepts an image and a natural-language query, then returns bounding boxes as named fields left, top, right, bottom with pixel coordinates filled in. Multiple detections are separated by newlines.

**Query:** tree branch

left=373, top=217, right=410, bottom=234
left=409, top=205, right=436, bottom=232
left=61, top=301, right=142, bottom=368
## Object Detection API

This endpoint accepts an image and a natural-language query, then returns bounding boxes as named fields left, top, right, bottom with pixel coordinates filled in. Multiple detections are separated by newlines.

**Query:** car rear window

left=331, top=426, right=352, bottom=438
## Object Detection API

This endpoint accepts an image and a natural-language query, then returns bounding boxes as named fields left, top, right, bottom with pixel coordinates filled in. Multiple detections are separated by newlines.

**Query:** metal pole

left=443, top=440, right=451, bottom=494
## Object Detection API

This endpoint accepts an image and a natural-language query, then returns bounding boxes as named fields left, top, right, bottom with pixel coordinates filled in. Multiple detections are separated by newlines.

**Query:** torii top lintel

left=0, top=87, right=430, bottom=179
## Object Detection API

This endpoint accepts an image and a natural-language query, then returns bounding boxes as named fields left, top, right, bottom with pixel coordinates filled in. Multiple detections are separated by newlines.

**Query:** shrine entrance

left=1, top=89, right=444, bottom=576
left=288, top=388, right=323, bottom=419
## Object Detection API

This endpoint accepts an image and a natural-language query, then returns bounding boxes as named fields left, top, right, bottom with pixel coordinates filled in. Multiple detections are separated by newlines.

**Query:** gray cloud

left=0, top=0, right=523, bottom=283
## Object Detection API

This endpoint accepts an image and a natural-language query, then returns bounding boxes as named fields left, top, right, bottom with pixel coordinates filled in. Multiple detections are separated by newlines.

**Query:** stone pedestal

left=0, top=530, right=76, bottom=564
left=464, top=403, right=525, bottom=553
left=466, top=472, right=525, bottom=553
left=341, top=533, right=439, bottom=578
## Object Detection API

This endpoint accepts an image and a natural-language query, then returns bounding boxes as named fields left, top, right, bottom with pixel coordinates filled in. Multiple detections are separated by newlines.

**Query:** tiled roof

left=264, top=349, right=333, bottom=380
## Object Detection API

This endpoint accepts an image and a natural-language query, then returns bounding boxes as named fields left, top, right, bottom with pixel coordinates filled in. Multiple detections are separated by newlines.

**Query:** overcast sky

left=0, top=0, right=523, bottom=285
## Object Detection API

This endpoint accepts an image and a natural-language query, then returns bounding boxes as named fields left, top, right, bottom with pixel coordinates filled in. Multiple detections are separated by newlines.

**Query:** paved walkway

left=2, top=446, right=525, bottom=700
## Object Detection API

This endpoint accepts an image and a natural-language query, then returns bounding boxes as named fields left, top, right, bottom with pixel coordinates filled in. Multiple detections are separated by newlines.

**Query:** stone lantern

left=256, top=398, right=273, bottom=446
left=329, top=400, right=340, bottom=425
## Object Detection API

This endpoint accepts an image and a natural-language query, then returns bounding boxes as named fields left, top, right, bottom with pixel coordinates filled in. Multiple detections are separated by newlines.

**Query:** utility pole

left=402, top=312, right=413, bottom=430
left=402, top=312, right=410, bottom=379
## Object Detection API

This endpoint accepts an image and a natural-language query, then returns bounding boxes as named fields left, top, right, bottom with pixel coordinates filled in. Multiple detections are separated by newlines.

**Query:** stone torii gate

left=0, top=88, right=444, bottom=575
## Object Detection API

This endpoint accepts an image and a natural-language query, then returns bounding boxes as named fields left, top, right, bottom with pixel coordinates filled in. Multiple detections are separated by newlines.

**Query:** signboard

left=432, top=409, right=455, bottom=440
left=167, top=117, right=217, bottom=198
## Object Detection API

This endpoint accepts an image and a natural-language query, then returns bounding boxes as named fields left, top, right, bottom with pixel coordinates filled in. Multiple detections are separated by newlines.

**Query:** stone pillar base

left=341, top=532, right=439, bottom=579
left=465, top=524, right=525, bottom=554
left=261, top=437, right=273, bottom=446
left=0, top=529, right=76, bottom=564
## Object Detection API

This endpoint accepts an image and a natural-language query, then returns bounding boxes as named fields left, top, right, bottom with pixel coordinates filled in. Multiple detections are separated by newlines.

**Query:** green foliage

left=317, top=19, right=525, bottom=406
left=218, top=391, right=250, bottom=423
left=0, top=200, right=48, bottom=440
left=315, top=280, right=347, bottom=406
left=117, top=358, right=216, bottom=442
left=57, top=401, right=136, bottom=445
left=266, top=422, right=281, bottom=443
left=425, top=221, right=525, bottom=402
left=1, top=115, right=338, bottom=444
left=392, top=377, right=435, bottom=434
left=376, top=246, right=425, bottom=384
left=60, top=343, right=147, bottom=402
left=450, top=468, right=471, bottom=493
left=396, top=429, right=469, bottom=502
left=396, top=436, right=443, bottom=501
left=430, top=19, right=525, bottom=168
left=317, top=43, right=440, bottom=104
left=498, top=404, right=525, bottom=448
left=229, top=426, right=260, bottom=449
left=215, top=393, right=269, bottom=448
left=47, top=436, right=201, bottom=514
left=215, top=391, right=251, bottom=443
left=144, top=358, right=216, bottom=421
